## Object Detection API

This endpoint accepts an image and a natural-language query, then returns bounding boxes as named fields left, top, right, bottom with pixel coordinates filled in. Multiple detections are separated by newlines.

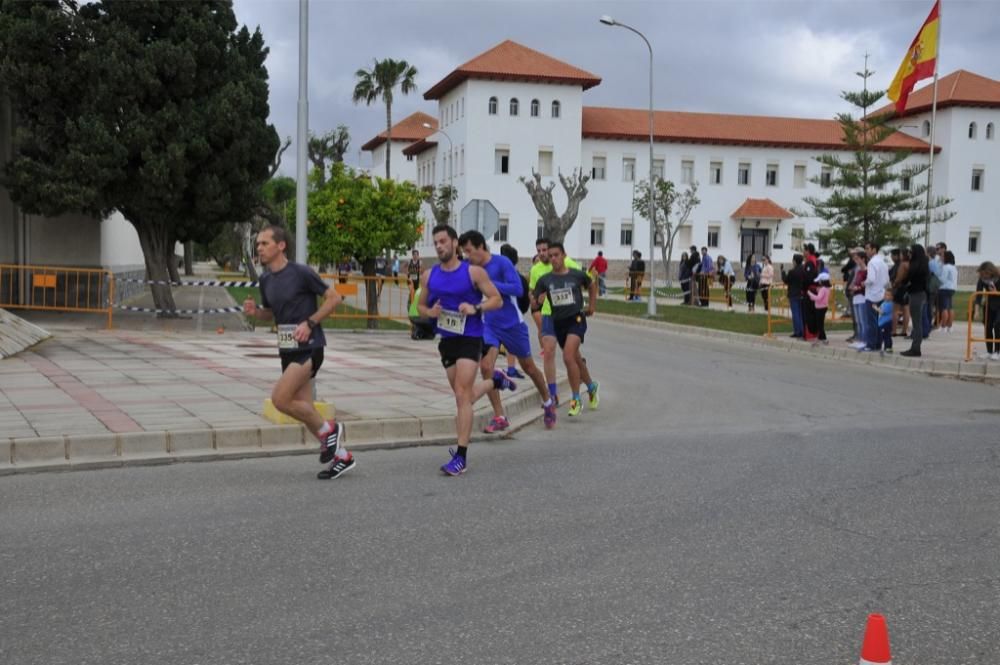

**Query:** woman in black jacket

left=901, top=244, right=929, bottom=357
left=974, top=261, right=1000, bottom=359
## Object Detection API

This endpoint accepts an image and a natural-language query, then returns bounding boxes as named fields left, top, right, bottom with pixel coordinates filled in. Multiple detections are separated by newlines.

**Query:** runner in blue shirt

left=459, top=231, right=557, bottom=432
left=418, top=225, right=515, bottom=476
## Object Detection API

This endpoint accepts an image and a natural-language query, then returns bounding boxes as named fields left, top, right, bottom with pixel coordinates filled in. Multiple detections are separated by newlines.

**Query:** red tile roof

left=402, top=139, right=437, bottom=157
left=731, top=198, right=794, bottom=220
left=361, top=112, right=438, bottom=151
left=424, top=40, right=601, bottom=100
left=872, top=70, right=1000, bottom=118
left=582, top=106, right=936, bottom=152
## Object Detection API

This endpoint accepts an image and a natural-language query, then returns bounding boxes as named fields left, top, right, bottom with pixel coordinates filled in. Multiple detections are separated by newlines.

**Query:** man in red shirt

left=589, top=251, right=608, bottom=296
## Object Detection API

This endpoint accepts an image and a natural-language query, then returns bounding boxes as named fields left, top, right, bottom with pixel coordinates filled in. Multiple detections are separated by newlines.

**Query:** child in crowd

left=878, top=288, right=895, bottom=356
left=807, top=271, right=831, bottom=346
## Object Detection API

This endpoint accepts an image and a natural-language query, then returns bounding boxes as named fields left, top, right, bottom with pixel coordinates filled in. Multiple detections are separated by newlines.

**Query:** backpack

left=516, top=273, right=530, bottom=314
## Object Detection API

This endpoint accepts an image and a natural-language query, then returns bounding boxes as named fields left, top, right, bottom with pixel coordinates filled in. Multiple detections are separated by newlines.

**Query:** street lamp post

left=423, top=123, right=454, bottom=223
left=295, top=0, right=309, bottom=265
left=600, top=15, right=656, bottom=317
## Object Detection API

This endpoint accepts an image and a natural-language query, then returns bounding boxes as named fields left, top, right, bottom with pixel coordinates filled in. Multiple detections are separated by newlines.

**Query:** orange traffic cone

left=859, top=613, right=892, bottom=664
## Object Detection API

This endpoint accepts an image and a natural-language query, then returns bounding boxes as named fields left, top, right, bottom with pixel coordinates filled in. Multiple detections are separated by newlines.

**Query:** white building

left=363, top=41, right=1000, bottom=281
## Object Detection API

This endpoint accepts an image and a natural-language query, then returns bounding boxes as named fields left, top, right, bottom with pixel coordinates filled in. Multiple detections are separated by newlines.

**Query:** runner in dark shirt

left=532, top=241, right=600, bottom=418
left=243, top=225, right=355, bottom=480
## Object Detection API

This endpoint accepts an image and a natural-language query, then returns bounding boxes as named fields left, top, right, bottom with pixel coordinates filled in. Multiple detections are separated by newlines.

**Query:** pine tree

left=796, top=60, right=951, bottom=259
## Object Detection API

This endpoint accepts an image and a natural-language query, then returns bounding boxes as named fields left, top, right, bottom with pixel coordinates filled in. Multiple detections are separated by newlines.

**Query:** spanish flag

left=887, top=0, right=940, bottom=113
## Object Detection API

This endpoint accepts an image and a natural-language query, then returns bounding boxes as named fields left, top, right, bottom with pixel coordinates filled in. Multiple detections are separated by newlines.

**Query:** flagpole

left=923, top=0, right=940, bottom=246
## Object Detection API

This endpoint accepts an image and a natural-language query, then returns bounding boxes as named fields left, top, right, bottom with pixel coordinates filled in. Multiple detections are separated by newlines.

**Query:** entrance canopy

left=730, top=198, right=794, bottom=221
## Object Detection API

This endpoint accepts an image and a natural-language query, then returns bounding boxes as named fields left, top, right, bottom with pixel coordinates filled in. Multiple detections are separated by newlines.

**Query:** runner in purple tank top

left=418, top=225, right=515, bottom=476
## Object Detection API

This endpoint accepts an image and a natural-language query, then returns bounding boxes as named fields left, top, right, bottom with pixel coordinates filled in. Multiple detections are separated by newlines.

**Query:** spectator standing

left=877, top=289, right=894, bottom=356
left=744, top=253, right=761, bottom=312
left=589, top=251, right=609, bottom=296
left=900, top=244, right=929, bottom=357
left=679, top=252, right=692, bottom=305
left=392, top=254, right=400, bottom=285
left=974, top=262, right=1000, bottom=360
left=782, top=254, right=807, bottom=338
left=717, top=255, right=736, bottom=311
left=698, top=247, right=714, bottom=307
left=938, top=250, right=958, bottom=333
left=927, top=245, right=942, bottom=328
left=849, top=251, right=869, bottom=350
left=760, top=255, right=774, bottom=311
left=807, top=271, right=831, bottom=346
left=407, top=249, right=422, bottom=301
left=864, top=242, right=891, bottom=351
left=842, top=254, right=858, bottom=342
left=891, top=248, right=911, bottom=337
left=628, top=250, right=646, bottom=302
left=802, top=244, right=819, bottom=341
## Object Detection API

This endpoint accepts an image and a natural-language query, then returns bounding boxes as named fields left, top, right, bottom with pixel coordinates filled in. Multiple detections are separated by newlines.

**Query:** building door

left=740, top=228, right=770, bottom=263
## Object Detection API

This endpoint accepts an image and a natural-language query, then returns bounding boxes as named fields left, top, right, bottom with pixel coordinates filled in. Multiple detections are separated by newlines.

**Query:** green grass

left=227, top=286, right=408, bottom=331
left=596, top=299, right=854, bottom=336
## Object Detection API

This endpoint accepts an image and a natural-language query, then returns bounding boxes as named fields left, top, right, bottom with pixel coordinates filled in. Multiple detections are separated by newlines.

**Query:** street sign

left=459, top=199, right=500, bottom=239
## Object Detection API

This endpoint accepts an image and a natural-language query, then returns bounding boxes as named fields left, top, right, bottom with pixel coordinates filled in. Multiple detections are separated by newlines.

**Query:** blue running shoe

left=441, top=448, right=466, bottom=476
left=505, top=367, right=526, bottom=379
left=492, top=369, right=516, bottom=392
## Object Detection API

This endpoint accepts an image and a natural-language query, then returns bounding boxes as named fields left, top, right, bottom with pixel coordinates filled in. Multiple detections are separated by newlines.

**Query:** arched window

left=969, top=122, right=978, bottom=139
left=509, top=98, right=519, bottom=116
left=922, top=120, right=931, bottom=137
left=530, top=99, right=540, bottom=117
left=987, top=122, right=995, bottom=140
left=551, top=100, right=561, bottom=118
left=488, top=96, right=498, bottom=115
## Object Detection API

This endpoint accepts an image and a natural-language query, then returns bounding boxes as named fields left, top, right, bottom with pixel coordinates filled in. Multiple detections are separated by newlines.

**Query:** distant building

left=362, top=41, right=1000, bottom=280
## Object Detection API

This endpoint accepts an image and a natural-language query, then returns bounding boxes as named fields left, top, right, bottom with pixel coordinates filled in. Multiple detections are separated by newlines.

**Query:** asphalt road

left=3, top=320, right=1000, bottom=665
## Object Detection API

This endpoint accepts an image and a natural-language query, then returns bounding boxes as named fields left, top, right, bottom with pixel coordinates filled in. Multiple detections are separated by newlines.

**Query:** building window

left=530, top=99, right=540, bottom=117
left=551, top=100, right=560, bottom=118
left=791, top=227, right=805, bottom=252
left=495, top=148, right=510, bottom=175
left=793, top=164, right=806, bottom=188
left=820, top=166, right=832, bottom=188
left=488, top=97, right=498, bottom=115
left=538, top=149, right=553, bottom=177
left=710, top=161, right=722, bottom=185
left=969, top=230, right=981, bottom=254
left=623, top=157, right=636, bottom=182
left=620, top=222, right=633, bottom=246
left=972, top=168, right=984, bottom=191
left=510, top=98, right=519, bottom=116
left=681, top=159, right=694, bottom=185
left=901, top=175, right=911, bottom=192
left=591, top=156, right=606, bottom=180
left=988, top=123, right=996, bottom=140
left=494, top=216, right=509, bottom=243
left=969, top=122, right=978, bottom=139
left=766, top=163, right=778, bottom=187
left=652, top=159, right=664, bottom=180
left=922, top=120, right=931, bottom=137
left=707, top=226, right=720, bottom=249
left=590, top=220, right=605, bottom=246
left=537, top=220, right=545, bottom=240
left=461, top=97, right=465, bottom=117
left=737, top=162, right=750, bottom=186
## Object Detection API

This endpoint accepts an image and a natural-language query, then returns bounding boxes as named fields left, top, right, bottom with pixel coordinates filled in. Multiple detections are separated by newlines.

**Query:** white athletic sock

left=334, top=447, right=351, bottom=461
left=542, top=398, right=553, bottom=407
left=317, top=421, right=333, bottom=440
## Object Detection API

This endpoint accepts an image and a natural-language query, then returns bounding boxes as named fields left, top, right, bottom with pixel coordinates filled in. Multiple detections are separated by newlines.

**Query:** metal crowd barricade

left=965, top=291, right=999, bottom=361
left=0, top=263, right=114, bottom=329
left=765, top=288, right=794, bottom=338
left=318, top=273, right=410, bottom=322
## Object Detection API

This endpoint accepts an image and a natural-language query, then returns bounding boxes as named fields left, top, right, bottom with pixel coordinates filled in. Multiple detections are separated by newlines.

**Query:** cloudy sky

left=231, top=0, right=999, bottom=174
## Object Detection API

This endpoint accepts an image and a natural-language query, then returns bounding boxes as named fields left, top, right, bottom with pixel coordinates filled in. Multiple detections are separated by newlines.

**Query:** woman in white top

left=938, top=250, right=959, bottom=332
left=759, top=255, right=774, bottom=311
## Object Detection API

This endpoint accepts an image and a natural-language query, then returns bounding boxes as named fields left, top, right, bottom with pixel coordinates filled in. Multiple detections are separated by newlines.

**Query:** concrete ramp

left=0, top=308, right=52, bottom=358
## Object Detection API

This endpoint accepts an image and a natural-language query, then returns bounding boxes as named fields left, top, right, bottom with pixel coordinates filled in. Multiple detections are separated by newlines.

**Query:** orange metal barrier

left=319, top=274, right=410, bottom=321
left=0, top=264, right=114, bottom=329
left=765, top=289, right=794, bottom=338
left=965, top=291, right=999, bottom=361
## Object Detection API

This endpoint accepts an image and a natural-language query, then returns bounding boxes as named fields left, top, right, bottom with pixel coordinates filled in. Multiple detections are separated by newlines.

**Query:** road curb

left=593, top=313, right=999, bottom=384
left=1, top=379, right=567, bottom=476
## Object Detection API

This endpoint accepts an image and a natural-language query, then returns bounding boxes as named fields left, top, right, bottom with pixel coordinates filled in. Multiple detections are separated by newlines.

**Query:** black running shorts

left=553, top=314, right=587, bottom=349
left=280, top=347, right=324, bottom=377
left=438, top=336, right=483, bottom=368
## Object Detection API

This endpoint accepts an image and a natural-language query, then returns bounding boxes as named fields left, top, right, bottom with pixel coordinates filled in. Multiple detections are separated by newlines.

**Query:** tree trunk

left=133, top=220, right=179, bottom=317
left=384, top=102, right=392, bottom=180
left=362, top=257, right=380, bottom=330
left=166, top=239, right=181, bottom=284
left=184, top=241, right=194, bottom=276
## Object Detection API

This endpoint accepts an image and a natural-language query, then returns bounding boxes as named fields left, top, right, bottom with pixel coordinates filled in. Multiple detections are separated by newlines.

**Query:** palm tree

left=353, top=59, right=418, bottom=179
